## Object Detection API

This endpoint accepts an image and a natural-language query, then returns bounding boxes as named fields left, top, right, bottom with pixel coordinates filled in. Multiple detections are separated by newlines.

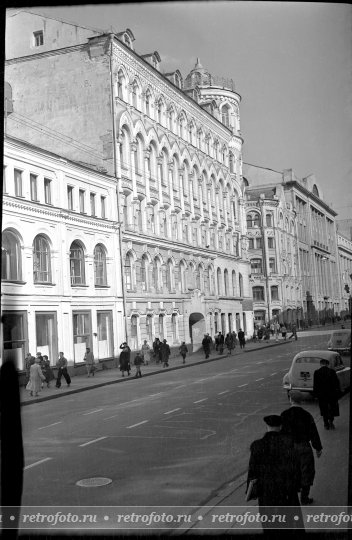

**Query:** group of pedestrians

left=247, top=358, right=342, bottom=519
left=25, top=350, right=71, bottom=397
left=253, top=322, right=298, bottom=343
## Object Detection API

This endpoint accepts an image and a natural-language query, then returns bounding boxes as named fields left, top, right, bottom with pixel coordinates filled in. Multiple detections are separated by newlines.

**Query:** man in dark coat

left=160, top=339, right=171, bottom=367
left=247, top=415, right=302, bottom=535
left=238, top=328, right=246, bottom=349
left=119, top=342, right=131, bottom=376
left=313, top=358, right=341, bottom=429
left=202, top=334, right=211, bottom=359
left=281, top=390, right=322, bottom=504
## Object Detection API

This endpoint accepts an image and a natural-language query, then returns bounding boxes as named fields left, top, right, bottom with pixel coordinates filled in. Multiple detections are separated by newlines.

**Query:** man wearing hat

left=247, top=414, right=301, bottom=508
left=281, top=391, right=322, bottom=505
left=313, top=358, right=341, bottom=430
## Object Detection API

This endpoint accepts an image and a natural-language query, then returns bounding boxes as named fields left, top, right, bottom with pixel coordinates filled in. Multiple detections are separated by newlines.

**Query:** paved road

left=21, top=335, right=338, bottom=512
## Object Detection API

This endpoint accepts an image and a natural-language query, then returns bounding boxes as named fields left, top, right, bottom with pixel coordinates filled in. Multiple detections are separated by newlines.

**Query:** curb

left=20, top=340, right=292, bottom=407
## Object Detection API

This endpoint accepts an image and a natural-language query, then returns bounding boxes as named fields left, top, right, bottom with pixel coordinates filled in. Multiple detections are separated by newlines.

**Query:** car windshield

left=295, top=357, right=324, bottom=364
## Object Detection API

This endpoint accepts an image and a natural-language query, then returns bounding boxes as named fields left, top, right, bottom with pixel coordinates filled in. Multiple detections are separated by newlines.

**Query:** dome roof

left=184, top=58, right=212, bottom=90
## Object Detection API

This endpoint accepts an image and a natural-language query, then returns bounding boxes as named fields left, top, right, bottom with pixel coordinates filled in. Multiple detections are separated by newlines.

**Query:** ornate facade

left=2, top=137, right=124, bottom=369
left=4, top=11, right=254, bottom=353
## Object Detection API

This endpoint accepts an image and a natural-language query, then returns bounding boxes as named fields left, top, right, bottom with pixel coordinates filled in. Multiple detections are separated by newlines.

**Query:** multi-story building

left=4, top=10, right=254, bottom=352
left=337, top=233, right=352, bottom=318
left=243, top=164, right=341, bottom=325
left=244, top=179, right=301, bottom=326
left=2, top=136, right=124, bottom=370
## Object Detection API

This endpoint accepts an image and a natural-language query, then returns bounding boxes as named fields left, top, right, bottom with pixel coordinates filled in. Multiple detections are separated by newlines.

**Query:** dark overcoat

left=313, top=366, right=341, bottom=417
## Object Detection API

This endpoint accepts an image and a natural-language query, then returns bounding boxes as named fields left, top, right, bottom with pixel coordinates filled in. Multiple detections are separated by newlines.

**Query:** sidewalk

left=175, top=394, right=350, bottom=534
left=20, top=338, right=292, bottom=406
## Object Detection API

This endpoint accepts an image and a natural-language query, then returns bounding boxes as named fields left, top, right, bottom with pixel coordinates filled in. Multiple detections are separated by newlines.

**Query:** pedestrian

left=247, top=415, right=302, bottom=534
left=263, top=327, right=271, bottom=341
left=84, top=347, right=95, bottom=377
left=252, top=328, right=258, bottom=342
left=225, top=332, right=234, bottom=355
left=313, top=358, right=341, bottom=430
left=25, top=352, right=35, bottom=385
left=202, top=333, right=211, bottom=359
left=141, top=340, right=151, bottom=365
left=257, top=327, right=263, bottom=341
left=134, top=351, right=144, bottom=378
left=281, top=390, right=323, bottom=505
left=270, top=322, right=275, bottom=336
left=160, top=339, right=171, bottom=367
left=218, top=332, right=225, bottom=353
left=26, top=357, right=46, bottom=397
left=55, top=352, right=71, bottom=388
left=179, top=342, right=188, bottom=364
left=288, top=324, right=298, bottom=341
left=231, top=330, right=237, bottom=349
left=215, top=332, right=221, bottom=352
left=119, top=342, right=131, bottom=376
left=238, top=328, right=246, bottom=349
left=281, top=324, right=287, bottom=340
left=41, top=355, right=55, bottom=388
left=153, top=338, right=161, bottom=364
left=274, top=322, right=280, bottom=342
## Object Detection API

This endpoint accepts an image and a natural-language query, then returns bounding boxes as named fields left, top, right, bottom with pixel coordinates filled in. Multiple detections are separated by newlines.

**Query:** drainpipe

left=108, top=33, right=128, bottom=342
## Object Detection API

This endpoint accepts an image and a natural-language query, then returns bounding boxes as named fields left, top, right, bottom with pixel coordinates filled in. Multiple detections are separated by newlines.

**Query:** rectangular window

left=14, top=169, right=22, bottom=197
left=97, top=311, right=113, bottom=359
left=171, top=314, right=177, bottom=342
left=30, top=174, right=38, bottom=201
left=35, top=312, right=58, bottom=364
left=73, top=311, right=91, bottom=364
left=256, top=237, right=262, bottom=248
left=101, top=196, right=106, bottom=219
left=251, top=259, right=263, bottom=274
left=67, top=186, right=74, bottom=210
left=268, top=237, right=275, bottom=249
left=90, top=193, right=96, bottom=216
left=3, top=166, right=7, bottom=193
left=253, top=287, right=265, bottom=301
left=33, top=30, right=44, bottom=47
left=248, top=238, right=254, bottom=250
left=44, top=178, right=52, bottom=204
left=269, top=258, right=276, bottom=273
left=131, top=315, right=138, bottom=337
left=271, top=286, right=279, bottom=301
left=79, top=189, right=85, bottom=213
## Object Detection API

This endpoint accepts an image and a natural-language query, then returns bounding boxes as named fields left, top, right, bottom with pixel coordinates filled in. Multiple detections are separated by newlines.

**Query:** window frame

left=33, top=235, right=52, bottom=284
left=44, top=178, right=52, bottom=205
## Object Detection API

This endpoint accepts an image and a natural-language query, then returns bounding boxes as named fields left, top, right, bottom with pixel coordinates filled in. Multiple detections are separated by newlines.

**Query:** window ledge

left=15, top=195, right=26, bottom=199
left=71, top=284, right=89, bottom=288
left=1, top=279, right=27, bottom=285
left=95, top=285, right=110, bottom=289
left=34, top=282, right=56, bottom=286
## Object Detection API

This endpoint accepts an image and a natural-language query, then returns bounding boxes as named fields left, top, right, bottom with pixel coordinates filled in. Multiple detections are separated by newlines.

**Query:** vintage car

left=283, top=350, right=350, bottom=394
left=327, top=329, right=351, bottom=355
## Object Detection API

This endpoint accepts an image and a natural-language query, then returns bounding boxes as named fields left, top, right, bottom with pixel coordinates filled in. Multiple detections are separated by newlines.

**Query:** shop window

left=2, top=311, right=27, bottom=369
left=35, top=312, right=57, bottom=363
left=73, top=312, right=91, bottom=363
left=97, top=311, right=113, bottom=359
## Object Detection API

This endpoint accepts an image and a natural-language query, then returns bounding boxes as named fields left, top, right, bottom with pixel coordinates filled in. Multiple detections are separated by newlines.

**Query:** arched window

left=232, top=270, right=236, bottom=296
left=166, top=259, right=173, bottom=292
left=159, top=211, right=167, bottom=237
left=33, top=235, right=51, bottom=283
left=94, top=244, right=107, bottom=286
left=224, top=269, right=229, bottom=295
left=70, top=241, right=85, bottom=285
left=149, top=143, right=158, bottom=181
left=217, top=268, right=222, bottom=295
left=246, top=212, right=260, bottom=228
left=238, top=273, right=243, bottom=297
left=195, top=264, right=202, bottom=290
left=134, top=136, right=144, bottom=176
left=140, top=255, right=148, bottom=292
left=1, top=230, right=22, bottom=281
left=152, top=258, right=160, bottom=291
left=124, top=252, right=133, bottom=291
left=180, top=261, right=187, bottom=293
left=171, top=213, right=178, bottom=240
left=120, top=127, right=130, bottom=170
left=266, top=214, right=272, bottom=227
left=117, top=70, right=126, bottom=100
left=145, top=89, right=152, bottom=117
left=188, top=262, right=195, bottom=289
left=221, top=104, right=231, bottom=127
left=131, top=80, right=139, bottom=108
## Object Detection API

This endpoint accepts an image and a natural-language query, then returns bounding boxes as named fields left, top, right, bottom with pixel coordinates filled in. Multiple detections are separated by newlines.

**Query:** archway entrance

left=189, top=312, right=205, bottom=352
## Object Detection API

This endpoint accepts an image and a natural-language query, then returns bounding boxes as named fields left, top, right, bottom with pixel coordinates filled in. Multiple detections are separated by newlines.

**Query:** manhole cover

left=76, top=477, right=112, bottom=487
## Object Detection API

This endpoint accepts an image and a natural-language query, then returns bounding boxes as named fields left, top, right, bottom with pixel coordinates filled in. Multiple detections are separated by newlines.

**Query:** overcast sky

left=16, top=2, right=352, bottom=220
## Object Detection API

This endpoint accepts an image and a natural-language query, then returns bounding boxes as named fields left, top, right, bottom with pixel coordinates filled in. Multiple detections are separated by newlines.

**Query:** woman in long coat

left=119, top=343, right=131, bottom=376
left=41, top=355, right=55, bottom=387
left=26, top=358, right=46, bottom=397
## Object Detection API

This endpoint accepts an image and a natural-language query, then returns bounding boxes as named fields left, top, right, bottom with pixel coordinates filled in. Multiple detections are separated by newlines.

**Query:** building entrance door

left=189, top=313, right=205, bottom=352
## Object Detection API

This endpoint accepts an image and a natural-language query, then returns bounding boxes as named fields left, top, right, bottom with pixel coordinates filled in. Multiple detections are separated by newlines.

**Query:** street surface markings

left=103, top=414, right=119, bottom=421
left=256, top=361, right=264, bottom=364
left=218, top=390, right=229, bottom=395
left=270, top=372, right=278, bottom=376
left=255, top=378, right=264, bottom=381
left=82, top=408, right=104, bottom=415
left=149, top=393, right=163, bottom=397
left=37, top=421, right=62, bottom=430
left=24, top=457, right=52, bottom=470
left=164, top=408, right=181, bottom=415
left=126, top=420, right=149, bottom=429
left=238, top=383, right=248, bottom=387
left=79, top=436, right=108, bottom=447
left=199, top=429, right=216, bottom=440
left=194, top=398, right=208, bottom=403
